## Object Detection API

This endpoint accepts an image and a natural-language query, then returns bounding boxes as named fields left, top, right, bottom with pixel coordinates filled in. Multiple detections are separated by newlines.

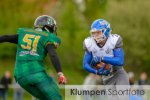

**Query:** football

left=94, top=62, right=111, bottom=70
left=94, top=62, right=106, bottom=70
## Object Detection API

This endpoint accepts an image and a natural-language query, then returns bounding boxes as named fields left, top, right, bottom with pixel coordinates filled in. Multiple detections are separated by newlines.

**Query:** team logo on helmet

left=99, top=20, right=105, bottom=26
left=90, top=19, right=111, bottom=42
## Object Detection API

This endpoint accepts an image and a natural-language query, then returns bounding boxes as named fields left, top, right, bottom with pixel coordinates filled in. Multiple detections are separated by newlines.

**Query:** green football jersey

left=14, top=28, right=61, bottom=80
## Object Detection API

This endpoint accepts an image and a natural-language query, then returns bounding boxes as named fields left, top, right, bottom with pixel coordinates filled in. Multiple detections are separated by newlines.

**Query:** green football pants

left=17, top=72, right=62, bottom=100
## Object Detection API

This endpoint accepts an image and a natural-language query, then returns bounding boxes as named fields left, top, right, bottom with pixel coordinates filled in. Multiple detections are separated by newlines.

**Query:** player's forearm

left=84, top=63, right=97, bottom=74
left=83, top=52, right=97, bottom=74
left=0, top=34, right=18, bottom=44
left=50, top=55, right=62, bottom=73
left=46, top=44, right=62, bottom=73
left=103, top=57, right=124, bottom=66
left=102, top=48, right=124, bottom=66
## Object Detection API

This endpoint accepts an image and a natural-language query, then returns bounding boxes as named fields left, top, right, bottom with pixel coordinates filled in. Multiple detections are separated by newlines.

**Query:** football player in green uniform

left=0, top=15, right=66, bottom=100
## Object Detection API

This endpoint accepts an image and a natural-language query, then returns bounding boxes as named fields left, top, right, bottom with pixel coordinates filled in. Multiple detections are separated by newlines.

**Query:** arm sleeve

left=102, top=48, right=124, bottom=66
left=46, top=44, right=62, bottom=73
left=0, top=34, right=18, bottom=44
left=83, top=51, right=97, bottom=74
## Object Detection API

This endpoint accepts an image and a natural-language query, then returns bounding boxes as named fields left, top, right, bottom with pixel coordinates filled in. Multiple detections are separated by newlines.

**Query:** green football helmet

left=34, top=15, right=57, bottom=34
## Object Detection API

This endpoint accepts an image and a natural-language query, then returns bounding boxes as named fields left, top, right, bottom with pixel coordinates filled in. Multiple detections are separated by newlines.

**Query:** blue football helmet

left=90, top=19, right=111, bottom=42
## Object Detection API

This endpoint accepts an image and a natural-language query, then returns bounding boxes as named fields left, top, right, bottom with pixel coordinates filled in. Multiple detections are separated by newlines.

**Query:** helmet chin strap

left=44, top=27, right=50, bottom=32
left=43, top=25, right=57, bottom=35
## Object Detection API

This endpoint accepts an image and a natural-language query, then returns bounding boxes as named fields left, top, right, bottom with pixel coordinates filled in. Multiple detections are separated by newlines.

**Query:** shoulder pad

left=109, top=34, right=120, bottom=47
left=46, top=34, right=61, bottom=47
left=84, top=37, right=95, bottom=51
left=17, top=28, right=31, bottom=34
left=17, top=28, right=25, bottom=34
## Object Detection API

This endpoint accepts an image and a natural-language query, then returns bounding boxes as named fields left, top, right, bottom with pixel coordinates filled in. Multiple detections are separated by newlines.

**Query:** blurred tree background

left=0, top=0, right=150, bottom=85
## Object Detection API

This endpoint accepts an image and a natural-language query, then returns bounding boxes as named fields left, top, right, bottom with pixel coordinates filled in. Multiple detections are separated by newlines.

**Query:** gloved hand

left=97, top=66, right=105, bottom=75
left=58, top=72, right=67, bottom=84
left=103, top=64, right=112, bottom=76
left=97, top=66, right=111, bottom=76
left=103, top=69, right=111, bottom=76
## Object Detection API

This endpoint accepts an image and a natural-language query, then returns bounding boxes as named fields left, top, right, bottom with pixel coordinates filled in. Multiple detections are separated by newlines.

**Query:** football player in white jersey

left=83, top=19, right=129, bottom=100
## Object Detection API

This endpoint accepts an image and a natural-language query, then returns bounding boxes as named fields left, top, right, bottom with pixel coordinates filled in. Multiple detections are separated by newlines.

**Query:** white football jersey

left=84, top=34, right=122, bottom=80
left=84, top=34, right=120, bottom=58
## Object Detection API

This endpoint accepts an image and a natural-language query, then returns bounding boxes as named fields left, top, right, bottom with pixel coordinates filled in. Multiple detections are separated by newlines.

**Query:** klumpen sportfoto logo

left=65, top=85, right=147, bottom=98
left=69, top=88, right=145, bottom=97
